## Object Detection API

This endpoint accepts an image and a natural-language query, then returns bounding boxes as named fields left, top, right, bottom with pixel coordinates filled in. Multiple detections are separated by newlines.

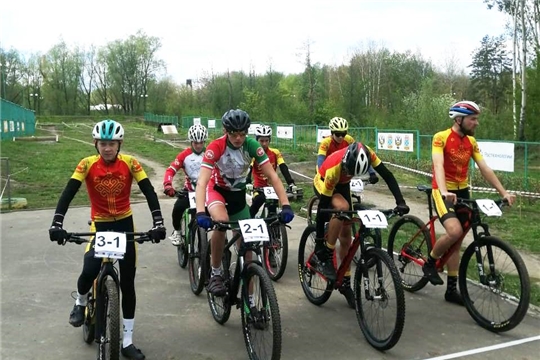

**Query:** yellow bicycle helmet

left=329, top=117, right=348, bottom=132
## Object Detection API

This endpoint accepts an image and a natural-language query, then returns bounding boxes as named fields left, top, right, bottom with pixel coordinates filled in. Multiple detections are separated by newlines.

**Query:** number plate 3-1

left=238, top=218, right=270, bottom=242
left=94, top=232, right=127, bottom=259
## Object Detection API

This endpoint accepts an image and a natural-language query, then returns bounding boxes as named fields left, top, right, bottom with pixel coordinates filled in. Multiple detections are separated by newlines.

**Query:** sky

left=0, top=0, right=509, bottom=85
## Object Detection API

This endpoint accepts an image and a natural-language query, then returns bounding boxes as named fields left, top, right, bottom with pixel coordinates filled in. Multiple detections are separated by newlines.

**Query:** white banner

left=475, top=141, right=514, bottom=172
left=377, top=132, right=414, bottom=152
left=248, top=123, right=261, bottom=135
left=161, top=125, right=178, bottom=134
left=208, top=119, right=216, bottom=129
left=317, top=129, right=331, bottom=143
left=193, top=117, right=201, bottom=125
left=276, top=126, right=293, bottom=139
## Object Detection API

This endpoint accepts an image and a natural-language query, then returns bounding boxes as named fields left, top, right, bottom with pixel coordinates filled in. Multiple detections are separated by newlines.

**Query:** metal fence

left=0, top=99, right=36, bottom=140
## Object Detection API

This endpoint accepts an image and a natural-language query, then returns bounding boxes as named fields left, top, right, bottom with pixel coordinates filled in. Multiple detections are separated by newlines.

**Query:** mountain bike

left=204, top=216, right=283, bottom=360
left=387, top=185, right=530, bottom=332
left=172, top=190, right=208, bottom=295
left=64, top=230, right=153, bottom=360
left=253, top=187, right=290, bottom=281
left=298, top=207, right=406, bottom=351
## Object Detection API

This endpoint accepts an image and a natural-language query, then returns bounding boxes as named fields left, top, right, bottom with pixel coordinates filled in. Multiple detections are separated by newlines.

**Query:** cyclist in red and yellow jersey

left=312, top=142, right=409, bottom=307
left=423, top=101, right=515, bottom=306
left=246, top=124, right=297, bottom=218
left=48, top=120, right=165, bottom=360
left=317, top=116, right=379, bottom=184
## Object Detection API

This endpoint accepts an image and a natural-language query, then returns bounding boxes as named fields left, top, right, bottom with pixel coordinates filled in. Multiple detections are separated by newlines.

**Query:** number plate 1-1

left=357, top=210, right=388, bottom=229
left=476, top=199, right=502, bottom=217
left=238, top=218, right=270, bottom=242
left=188, top=191, right=196, bottom=209
left=94, top=232, right=127, bottom=259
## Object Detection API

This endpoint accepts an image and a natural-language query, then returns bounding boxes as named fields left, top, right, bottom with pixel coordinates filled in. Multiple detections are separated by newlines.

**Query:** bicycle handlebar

left=64, top=231, right=153, bottom=245
left=320, top=207, right=402, bottom=219
left=211, top=216, right=281, bottom=231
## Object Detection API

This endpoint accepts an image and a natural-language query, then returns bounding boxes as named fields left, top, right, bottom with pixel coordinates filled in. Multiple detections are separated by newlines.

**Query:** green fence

left=144, top=112, right=179, bottom=126
left=0, top=99, right=36, bottom=140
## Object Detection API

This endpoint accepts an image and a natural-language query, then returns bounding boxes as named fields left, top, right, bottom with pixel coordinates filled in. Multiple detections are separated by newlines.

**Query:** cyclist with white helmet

left=312, top=141, right=409, bottom=308
left=195, top=109, right=295, bottom=296
left=48, top=119, right=166, bottom=359
left=317, top=116, right=379, bottom=184
left=423, top=101, right=515, bottom=305
left=246, top=124, right=297, bottom=218
left=163, top=124, right=208, bottom=245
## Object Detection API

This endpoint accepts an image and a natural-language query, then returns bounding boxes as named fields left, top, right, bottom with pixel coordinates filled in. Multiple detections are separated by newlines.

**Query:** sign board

left=276, top=126, right=293, bottom=139
left=377, top=132, right=414, bottom=152
left=161, top=125, right=178, bottom=134
left=248, top=123, right=261, bottom=135
left=317, top=129, right=331, bottom=143
left=193, top=117, right=201, bottom=125
left=208, top=119, right=216, bottom=129
left=475, top=141, right=514, bottom=172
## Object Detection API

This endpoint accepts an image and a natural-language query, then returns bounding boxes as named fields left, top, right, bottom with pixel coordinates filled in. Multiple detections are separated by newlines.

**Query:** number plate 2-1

left=238, top=218, right=270, bottom=242
left=94, top=232, right=127, bottom=259
left=350, top=179, right=364, bottom=193
left=357, top=210, right=388, bottom=229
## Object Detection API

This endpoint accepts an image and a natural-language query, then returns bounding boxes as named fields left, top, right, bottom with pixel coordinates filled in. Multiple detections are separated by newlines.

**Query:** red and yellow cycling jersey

left=431, top=128, right=483, bottom=190
left=250, top=147, right=285, bottom=187
left=317, top=134, right=355, bottom=158
left=314, top=145, right=381, bottom=197
left=71, top=154, right=148, bottom=221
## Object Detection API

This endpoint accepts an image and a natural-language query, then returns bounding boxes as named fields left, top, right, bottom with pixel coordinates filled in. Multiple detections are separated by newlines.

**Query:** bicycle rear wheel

left=354, top=248, right=405, bottom=351
left=297, top=225, right=333, bottom=305
left=82, top=292, right=95, bottom=344
left=459, top=236, right=530, bottom=332
left=306, top=195, right=319, bottom=226
left=241, top=264, right=282, bottom=360
left=387, top=215, right=430, bottom=292
left=99, top=278, right=120, bottom=360
left=189, top=224, right=207, bottom=295
left=207, top=244, right=232, bottom=324
left=177, top=212, right=189, bottom=268
left=263, top=223, right=288, bottom=281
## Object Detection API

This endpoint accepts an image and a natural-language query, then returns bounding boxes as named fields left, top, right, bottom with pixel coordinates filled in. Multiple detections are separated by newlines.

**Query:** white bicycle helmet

left=188, top=124, right=208, bottom=142
left=92, top=119, right=124, bottom=141
left=329, top=117, right=348, bottom=132
left=449, top=101, right=481, bottom=119
left=255, top=125, right=272, bottom=138
left=342, top=142, right=371, bottom=177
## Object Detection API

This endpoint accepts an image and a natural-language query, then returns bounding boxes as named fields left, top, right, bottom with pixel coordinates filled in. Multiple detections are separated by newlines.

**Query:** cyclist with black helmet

left=246, top=124, right=297, bottom=218
left=48, top=119, right=166, bottom=360
left=195, top=109, right=295, bottom=297
left=312, top=141, right=409, bottom=308
left=317, top=116, right=379, bottom=184
left=423, top=101, right=515, bottom=305
left=163, top=124, right=208, bottom=245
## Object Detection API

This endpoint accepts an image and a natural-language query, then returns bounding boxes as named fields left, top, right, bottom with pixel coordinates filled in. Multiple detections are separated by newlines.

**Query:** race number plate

left=351, top=179, right=364, bottom=193
left=357, top=210, right=388, bottom=229
left=238, top=218, right=270, bottom=242
left=263, top=186, right=279, bottom=200
left=188, top=191, right=196, bottom=209
left=476, top=199, right=502, bottom=217
left=94, top=232, right=127, bottom=259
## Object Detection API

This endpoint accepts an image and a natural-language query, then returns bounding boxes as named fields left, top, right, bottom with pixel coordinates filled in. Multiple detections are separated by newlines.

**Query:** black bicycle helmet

left=221, top=109, right=251, bottom=132
left=342, top=142, right=371, bottom=176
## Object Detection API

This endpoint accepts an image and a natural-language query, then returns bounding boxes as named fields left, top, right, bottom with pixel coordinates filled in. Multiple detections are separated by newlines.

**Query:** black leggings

left=77, top=216, right=138, bottom=319
left=172, top=194, right=190, bottom=230
left=250, top=193, right=278, bottom=218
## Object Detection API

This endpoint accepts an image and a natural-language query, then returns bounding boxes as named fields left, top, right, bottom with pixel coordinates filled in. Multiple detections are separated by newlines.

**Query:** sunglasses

left=332, top=132, right=347, bottom=138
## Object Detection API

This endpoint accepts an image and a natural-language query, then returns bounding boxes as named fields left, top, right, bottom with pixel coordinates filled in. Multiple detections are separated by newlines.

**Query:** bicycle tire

left=387, top=215, right=430, bottom=292
left=207, top=242, right=232, bottom=324
left=306, top=195, right=319, bottom=226
left=189, top=223, right=207, bottom=295
left=354, top=247, right=405, bottom=351
left=241, top=264, right=282, bottom=360
left=263, top=223, right=288, bottom=281
left=177, top=212, right=189, bottom=268
left=297, top=225, right=333, bottom=305
left=82, top=292, right=95, bottom=344
left=100, top=278, right=120, bottom=360
left=459, top=236, right=530, bottom=332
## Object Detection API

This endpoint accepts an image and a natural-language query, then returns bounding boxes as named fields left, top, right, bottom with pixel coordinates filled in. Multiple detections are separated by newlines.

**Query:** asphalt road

left=1, top=199, right=539, bottom=360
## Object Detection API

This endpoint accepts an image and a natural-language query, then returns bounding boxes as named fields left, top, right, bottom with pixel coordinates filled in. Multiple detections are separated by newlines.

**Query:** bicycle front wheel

left=354, top=247, right=405, bottom=351
left=207, top=244, right=232, bottom=325
left=387, top=215, right=430, bottom=292
left=189, top=224, right=207, bottom=295
left=263, top=223, right=288, bottom=281
left=306, top=195, right=319, bottom=226
left=99, top=278, right=120, bottom=360
left=459, top=236, right=530, bottom=332
left=297, top=225, right=333, bottom=305
left=82, top=292, right=95, bottom=344
left=177, top=212, right=190, bottom=268
left=241, top=264, right=282, bottom=360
